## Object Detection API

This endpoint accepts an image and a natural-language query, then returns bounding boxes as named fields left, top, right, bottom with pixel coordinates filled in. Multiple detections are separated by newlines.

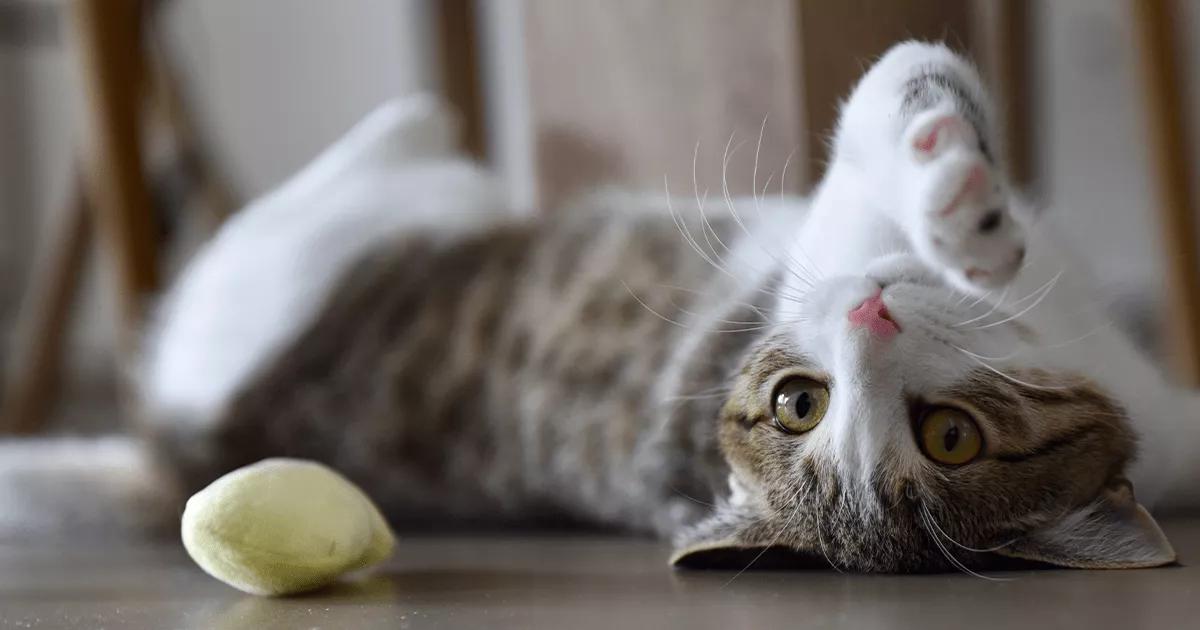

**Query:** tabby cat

left=4, top=42, right=1197, bottom=572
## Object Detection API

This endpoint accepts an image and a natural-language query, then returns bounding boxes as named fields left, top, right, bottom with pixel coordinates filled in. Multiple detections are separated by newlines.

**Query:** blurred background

left=1, top=0, right=1198, bottom=435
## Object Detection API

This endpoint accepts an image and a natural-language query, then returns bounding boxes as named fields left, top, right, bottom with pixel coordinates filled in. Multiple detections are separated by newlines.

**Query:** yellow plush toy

left=181, top=459, right=395, bottom=596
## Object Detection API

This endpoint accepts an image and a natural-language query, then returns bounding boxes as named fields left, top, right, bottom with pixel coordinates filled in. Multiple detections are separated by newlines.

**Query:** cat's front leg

left=806, top=41, right=1031, bottom=296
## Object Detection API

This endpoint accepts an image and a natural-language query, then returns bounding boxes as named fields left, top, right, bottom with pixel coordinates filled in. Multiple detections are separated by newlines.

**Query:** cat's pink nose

left=848, top=291, right=900, bottom=339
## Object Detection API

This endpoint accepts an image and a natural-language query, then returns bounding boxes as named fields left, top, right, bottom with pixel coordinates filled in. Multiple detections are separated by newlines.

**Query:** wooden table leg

left=1132, top=0, right=1200, bottom=386
left=69, top=0, right=159, bottom=342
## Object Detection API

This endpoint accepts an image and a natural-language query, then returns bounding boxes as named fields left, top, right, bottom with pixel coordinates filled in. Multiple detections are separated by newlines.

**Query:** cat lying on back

left=4, top=42, right=1198, bottom=572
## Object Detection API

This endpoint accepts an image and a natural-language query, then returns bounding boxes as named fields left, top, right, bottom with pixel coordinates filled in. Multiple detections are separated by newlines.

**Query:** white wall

left=1037, top=0, right=1158, bottom=288
left=1037, top=0, right=1200, bottom=303
left=163, top=0, right=434, bottom=198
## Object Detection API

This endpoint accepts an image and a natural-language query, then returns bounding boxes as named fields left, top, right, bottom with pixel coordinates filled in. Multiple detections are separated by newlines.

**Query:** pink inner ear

left=913, top=116, right=962, bottom=154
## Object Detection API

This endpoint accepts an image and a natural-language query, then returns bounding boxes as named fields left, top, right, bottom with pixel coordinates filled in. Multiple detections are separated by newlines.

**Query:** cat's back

left=150, top=198, right=736, bottom=525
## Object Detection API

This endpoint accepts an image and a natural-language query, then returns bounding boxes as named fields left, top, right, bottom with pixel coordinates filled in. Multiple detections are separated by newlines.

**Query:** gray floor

left=2, top=518, right=1199, bottom=629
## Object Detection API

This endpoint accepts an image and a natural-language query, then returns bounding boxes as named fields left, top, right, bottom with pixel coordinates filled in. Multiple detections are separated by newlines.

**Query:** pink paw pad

left=940, top=163, right=988, bottom=217
left=913, top=116, right=969, bottom=155
left=914, top=118, right=951, bottom=153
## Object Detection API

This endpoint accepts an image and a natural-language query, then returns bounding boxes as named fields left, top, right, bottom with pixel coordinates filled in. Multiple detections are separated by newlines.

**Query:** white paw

left=901, top=109, right=1026, bottom=293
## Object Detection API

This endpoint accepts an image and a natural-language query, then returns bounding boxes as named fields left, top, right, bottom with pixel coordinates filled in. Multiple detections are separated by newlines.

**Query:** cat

left=3, top=41, right=1197, bottom=573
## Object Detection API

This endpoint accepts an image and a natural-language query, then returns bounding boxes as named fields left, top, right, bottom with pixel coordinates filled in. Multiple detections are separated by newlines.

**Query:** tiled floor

left=2, top=518, right=1198, bottom=629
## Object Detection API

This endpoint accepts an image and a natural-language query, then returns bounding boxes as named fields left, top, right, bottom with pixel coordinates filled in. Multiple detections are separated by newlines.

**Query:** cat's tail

left=0, top=436, right=180, bottom=541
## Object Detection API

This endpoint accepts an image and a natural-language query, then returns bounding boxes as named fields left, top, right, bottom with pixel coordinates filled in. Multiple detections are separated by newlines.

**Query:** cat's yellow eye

left=919, top=407, right=983, bottom=465
left=772, top=377, right=830, bottom=434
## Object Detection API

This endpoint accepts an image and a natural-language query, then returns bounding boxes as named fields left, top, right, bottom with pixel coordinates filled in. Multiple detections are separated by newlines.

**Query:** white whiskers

left=622, top=280, right=808, bottom=335
left=671, top=487, right=719, bottom=509
left=950, top=347, right=1072, bottom=391
left=922, top=504, right=1016, bottom=553
left=666, top=174, right=810, bottom=307
left=953, top=285, right=1010, bottom=328
left=966, top=270, right=1063, bottom=332
left=722, top=481, right=810, bottom=588
left=920, top=505, right=1014, bottom=582
left=713, top=134, right=820, bottom=290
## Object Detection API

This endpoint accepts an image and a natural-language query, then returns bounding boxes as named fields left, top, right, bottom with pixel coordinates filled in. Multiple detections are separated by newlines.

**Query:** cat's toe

left=905, top=152, right=1027, bottom=293
left=905, top=109, right=978, bottom=162
left=960, top=245, right=1026, bottom=289
left=928, top=223, right=1026, bottom=293
left=898, top=107, right=1027, bottom=293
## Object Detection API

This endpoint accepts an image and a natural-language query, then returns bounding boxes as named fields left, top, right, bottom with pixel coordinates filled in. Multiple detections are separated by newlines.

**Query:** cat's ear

left=993, top=477, right=1176, bottom=569
left=669, top=504, right=763, bottom=569
left=670, top=478, right=827, bottom=570
left=670, top=506, right=827, bottom=570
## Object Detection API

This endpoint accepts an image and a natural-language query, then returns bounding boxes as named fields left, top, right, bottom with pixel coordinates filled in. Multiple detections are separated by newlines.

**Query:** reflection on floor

left=2, top=518, right=1198, bottom=629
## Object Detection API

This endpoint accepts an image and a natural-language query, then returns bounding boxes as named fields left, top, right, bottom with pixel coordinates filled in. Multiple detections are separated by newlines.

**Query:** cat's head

left=672, top=271, right=1175, bottom=572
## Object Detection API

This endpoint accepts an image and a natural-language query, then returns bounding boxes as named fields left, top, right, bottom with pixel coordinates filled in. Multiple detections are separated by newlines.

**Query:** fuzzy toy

left=181, top=459, right=395, bottom=596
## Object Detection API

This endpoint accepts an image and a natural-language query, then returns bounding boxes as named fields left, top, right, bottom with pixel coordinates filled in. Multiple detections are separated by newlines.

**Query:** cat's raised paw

left=900, top=111, right=1026, bottom=293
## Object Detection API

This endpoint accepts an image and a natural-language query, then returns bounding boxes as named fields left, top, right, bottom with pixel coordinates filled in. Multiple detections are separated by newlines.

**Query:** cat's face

left=673, top=272, right=1175, bottom=572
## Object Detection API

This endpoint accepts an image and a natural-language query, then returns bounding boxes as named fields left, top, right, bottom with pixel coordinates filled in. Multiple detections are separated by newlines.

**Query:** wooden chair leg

left=70, top=0, right=159, bottom=343
left=435, top=0, right=486, bottom=159
left=0, top=176, right=91, bottom=434
left=989, top=0, right=1033, bottom=189
left=1132, top=0, right=1200, bottom=386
